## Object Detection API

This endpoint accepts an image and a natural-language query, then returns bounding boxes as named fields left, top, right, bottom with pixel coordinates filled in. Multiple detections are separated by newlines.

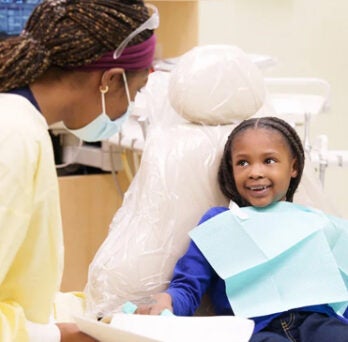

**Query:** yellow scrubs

left=0, top=94, right=64, bottom=341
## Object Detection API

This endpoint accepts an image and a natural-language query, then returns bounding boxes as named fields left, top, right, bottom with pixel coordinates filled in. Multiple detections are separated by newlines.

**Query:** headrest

left=168, top=45, right=266, bottom=125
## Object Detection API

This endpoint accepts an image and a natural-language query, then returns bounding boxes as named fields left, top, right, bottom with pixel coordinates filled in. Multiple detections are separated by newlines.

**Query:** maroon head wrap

left=75, top=34, right=156, bottom=71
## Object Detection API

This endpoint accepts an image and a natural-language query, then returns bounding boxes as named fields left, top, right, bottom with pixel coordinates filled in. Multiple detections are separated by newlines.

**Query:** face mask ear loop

left=122, top=72, right=131, bottom=105
left=99, top=85, right=109, bottom=114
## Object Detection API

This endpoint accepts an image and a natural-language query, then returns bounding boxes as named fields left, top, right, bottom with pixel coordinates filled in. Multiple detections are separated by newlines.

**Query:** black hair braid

left=265, top=117, right=305, bottom=202
left=218, top=116, right=305, bottom=207
left=0, top=33, right=51, bottom=92
left=218, top=120, right=255, bottom=207
left=0, top=0, right=152, bottom=92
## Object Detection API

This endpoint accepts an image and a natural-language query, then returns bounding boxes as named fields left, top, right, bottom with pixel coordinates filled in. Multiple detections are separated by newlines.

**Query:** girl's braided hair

left=218, top=116, right=305, bottom=207
left=0, top=0, right=152, bottom=92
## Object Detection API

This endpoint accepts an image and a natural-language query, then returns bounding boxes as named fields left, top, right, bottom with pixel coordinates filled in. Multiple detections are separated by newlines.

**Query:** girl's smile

left=245, top=184, right=272, bottom=198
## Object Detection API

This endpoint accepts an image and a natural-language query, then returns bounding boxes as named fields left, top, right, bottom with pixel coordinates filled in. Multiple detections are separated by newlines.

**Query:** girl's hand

left=135, top=293, right=173, bottom=315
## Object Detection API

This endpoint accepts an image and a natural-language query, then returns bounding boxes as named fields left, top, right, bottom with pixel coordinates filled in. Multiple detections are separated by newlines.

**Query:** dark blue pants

left=249, top=312, right=348, bottom=342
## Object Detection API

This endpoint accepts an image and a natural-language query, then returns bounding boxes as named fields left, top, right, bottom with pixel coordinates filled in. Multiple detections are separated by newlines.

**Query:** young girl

left=137, top=116, right=348, bottom=341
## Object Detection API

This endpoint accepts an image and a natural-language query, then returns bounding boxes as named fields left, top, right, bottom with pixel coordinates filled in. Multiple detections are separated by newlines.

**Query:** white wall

left=198, top=0, right=348, bottom=218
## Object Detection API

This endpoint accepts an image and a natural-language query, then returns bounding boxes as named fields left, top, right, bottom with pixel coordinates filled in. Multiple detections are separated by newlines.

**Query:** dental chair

left=82, top=45, right=339, bottom=321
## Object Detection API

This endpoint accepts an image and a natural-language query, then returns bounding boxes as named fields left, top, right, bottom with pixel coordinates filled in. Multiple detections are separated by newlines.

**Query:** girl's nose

left=248, top=164, right=264, bottom=179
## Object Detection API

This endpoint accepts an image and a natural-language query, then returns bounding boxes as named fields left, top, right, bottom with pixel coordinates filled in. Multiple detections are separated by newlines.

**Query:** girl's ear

left=291, top=158, right=299, bottom=178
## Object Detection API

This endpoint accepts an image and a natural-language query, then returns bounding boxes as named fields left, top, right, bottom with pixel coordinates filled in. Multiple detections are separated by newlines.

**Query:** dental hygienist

left=0, top=0, right=158, bottom=341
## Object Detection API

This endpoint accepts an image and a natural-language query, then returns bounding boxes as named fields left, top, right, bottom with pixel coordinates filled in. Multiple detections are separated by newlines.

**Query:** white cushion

left=168, top=45, right=266, bottom=125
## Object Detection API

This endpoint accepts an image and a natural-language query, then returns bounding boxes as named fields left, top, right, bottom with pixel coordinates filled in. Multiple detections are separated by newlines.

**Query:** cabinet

left=148, top=0, right=199, bottom=58
left=59, top=1, right=199, bottom=291
left=59, top=173, right=129, bottom=291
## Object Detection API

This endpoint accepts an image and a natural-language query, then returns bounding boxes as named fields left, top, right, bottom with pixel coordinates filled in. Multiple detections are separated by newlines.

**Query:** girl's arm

left=136, top=207, right=227, bottom=316
left=135, top=240, right=216, bottom=316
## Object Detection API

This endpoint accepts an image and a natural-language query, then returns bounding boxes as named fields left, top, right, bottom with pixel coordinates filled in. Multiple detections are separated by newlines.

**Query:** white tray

left=75, top=314, right=254, bottom=342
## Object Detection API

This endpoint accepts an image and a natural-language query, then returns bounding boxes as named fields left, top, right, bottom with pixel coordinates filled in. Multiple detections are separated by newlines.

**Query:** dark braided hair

left=218, top=116, right=305, bottom=207
left=0, top=0, right=153, bottom=92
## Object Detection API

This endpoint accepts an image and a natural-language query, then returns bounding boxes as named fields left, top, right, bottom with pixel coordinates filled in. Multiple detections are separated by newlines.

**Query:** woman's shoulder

left=0, top=93, right=48, bottom=138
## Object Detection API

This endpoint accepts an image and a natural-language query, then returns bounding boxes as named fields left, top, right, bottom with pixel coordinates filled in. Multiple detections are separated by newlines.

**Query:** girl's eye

left=265, top=158, right=276, bottom=164
left=237, top=160, right=249, bottom=167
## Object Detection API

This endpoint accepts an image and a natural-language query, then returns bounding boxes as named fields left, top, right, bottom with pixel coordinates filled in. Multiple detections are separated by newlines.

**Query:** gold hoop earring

left=99, top=85, right=109, bottom=94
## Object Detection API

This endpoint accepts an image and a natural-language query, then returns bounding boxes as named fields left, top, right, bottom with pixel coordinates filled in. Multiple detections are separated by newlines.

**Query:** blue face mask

left=67, top=73, right=133, bottom=142
left=68, top=102, right=134, bottom=142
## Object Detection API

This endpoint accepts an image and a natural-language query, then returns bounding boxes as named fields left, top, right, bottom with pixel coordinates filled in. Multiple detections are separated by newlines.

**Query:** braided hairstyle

left=0, top=0, right=153, bottom=92
left=218, top=116, right=305, bottom=207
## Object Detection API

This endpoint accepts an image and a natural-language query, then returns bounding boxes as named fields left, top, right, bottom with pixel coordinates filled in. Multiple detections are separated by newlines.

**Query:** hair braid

left=0, top=34, right=50, bottom=92
left=0, top=0, right=152, bottom=92
left=218, top=116, right=305, bottom=207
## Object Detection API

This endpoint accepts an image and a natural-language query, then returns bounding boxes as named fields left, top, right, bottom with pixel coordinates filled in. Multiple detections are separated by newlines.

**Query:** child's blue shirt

left=166, top=204, right=348, bottom=333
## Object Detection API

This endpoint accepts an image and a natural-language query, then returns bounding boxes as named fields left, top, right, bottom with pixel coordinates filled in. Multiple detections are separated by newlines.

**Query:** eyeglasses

left=113, top=3, right=160, bottom=59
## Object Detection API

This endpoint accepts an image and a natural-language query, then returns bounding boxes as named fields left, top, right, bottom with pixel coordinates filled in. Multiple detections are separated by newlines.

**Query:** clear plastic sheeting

left=85, top=45, right=338, bottom=318
left=86, top=123, right=232, bottom=318
left=294, top=160, right=338, bottom=215
left=168, top=45, right=266, bottom=125
left=85, top=71, right=233, bottom=317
